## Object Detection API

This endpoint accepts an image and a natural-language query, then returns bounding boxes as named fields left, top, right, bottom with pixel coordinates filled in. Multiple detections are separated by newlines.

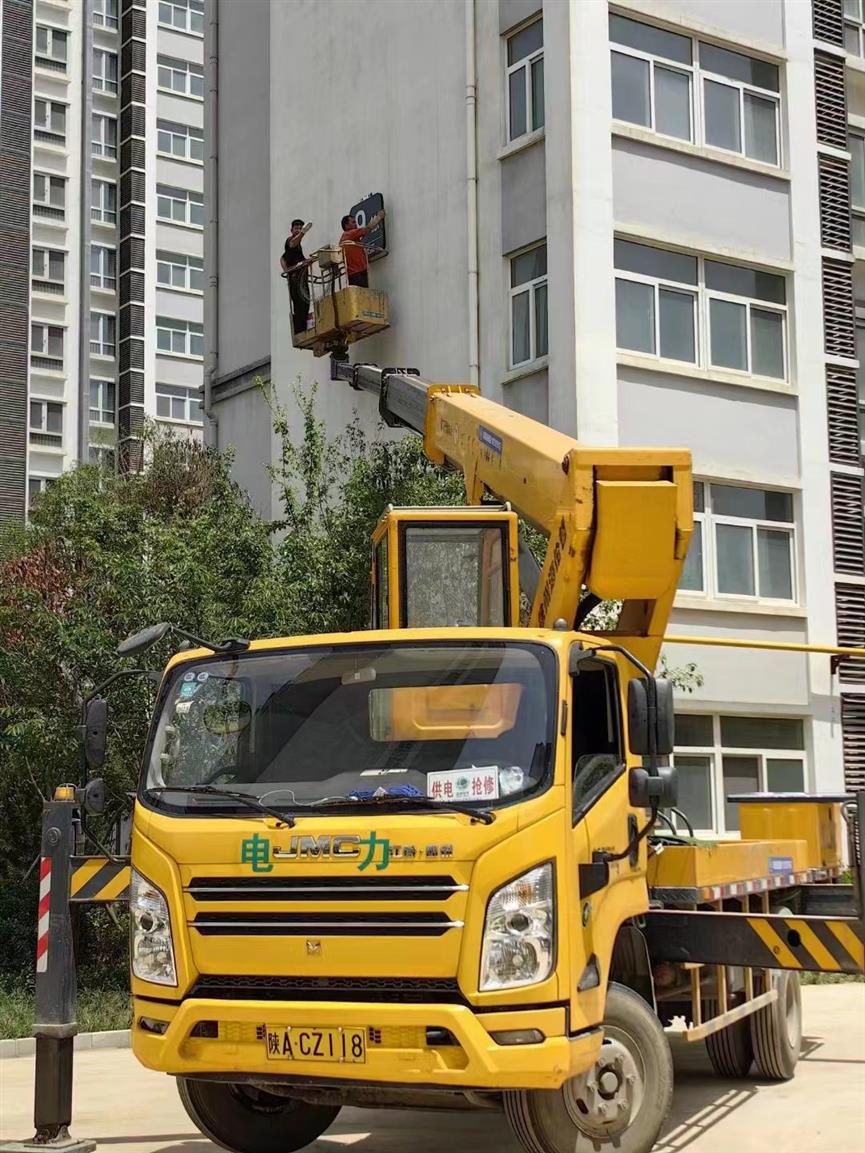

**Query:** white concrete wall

left=267, top=0, right=471, bottom=462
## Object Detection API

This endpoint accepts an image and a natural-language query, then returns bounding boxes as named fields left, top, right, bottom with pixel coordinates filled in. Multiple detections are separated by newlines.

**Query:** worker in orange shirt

left=339, top=207, right=385, bottom=288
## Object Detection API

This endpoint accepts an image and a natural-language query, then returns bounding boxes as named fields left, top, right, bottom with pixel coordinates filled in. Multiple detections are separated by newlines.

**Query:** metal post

left=1, top=791, right=95, bottom=1153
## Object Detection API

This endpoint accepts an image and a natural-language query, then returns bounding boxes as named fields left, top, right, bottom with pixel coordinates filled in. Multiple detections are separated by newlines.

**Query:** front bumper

left=132, top=996, right=602, bottom=1091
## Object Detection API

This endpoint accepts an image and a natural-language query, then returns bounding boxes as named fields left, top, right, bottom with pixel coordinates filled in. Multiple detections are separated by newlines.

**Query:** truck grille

left=189, top=974, right=466, bottom=1003
left=191, top=910, right=461, bottom=937
left=186, top=874, right=467, bottom=902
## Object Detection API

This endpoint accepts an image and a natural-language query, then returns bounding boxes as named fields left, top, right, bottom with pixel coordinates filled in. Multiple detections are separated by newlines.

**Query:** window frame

left=33, top=172, right=66, bottom=218
left=156, top=119, right=204, bottom=163
left=91, top=179, right=117, bottom=225
left=92, top=48, right=119, bottom=94
left=157, top=54, right=205, bottom=99
left=155, top=317, right=204, bottom=359
left=158, top=0, right=204, bottom=36
left=614, top=239, right=788, bottom=381
left=156, top=250, right=204, bottom=293
left=90, top=311, right=116, bottom=358
left=845, top=0, right=865, bottom=57
left=28, top=475, right=56, bottom=508
left=93, top=0, right=119, bottom=30
left=610, top=41, right=694, bottom=144
left=609, top=14, right=782, bottom=167
left=29, top=397, right=64, bottom=442
left=90, top=244, right=117, bottom=291
left=850, top=129, right=865, bottom=249
left=35, top=24, right=68, bottom=71
left=34, top=99, right=67, bottom=143
left=680, top=479, right=798, bottom=605
left=157, top=184, right=205, bottom=227
left=89, top=378, right=116, bottom=426
left=92, top=113, right=118, bottom=159
left=673, top=712, right=807, bottom=835
left=155, top=382, right=204, bottom=423
left=508, top=242, right=548, bottom=369
left=505, top=18, right=544, bottom=144
left=31, top=246, right=66, bottom=290
left=30, top=323, right=64, bottom=366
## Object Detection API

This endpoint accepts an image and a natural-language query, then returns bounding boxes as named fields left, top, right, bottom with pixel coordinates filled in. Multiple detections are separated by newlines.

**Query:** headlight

left=130, top=869, right=177, bottom=986
left=480, top=863, right=555, bottom=991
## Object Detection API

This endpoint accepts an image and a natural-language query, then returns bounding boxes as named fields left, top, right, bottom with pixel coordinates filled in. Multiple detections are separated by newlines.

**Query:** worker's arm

left=286, top=222, right=313, bottom=249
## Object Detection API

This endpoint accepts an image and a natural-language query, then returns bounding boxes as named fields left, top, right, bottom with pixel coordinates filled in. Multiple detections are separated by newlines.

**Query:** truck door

left=568, top=656, right=650, bottom=1030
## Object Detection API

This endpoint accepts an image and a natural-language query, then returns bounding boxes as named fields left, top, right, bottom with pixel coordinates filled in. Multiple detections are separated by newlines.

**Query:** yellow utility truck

left=111, top=365, right=864, bottom=1153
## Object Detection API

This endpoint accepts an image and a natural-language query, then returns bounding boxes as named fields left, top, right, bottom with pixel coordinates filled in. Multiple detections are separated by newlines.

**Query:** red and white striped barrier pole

left=3, top=786, right=95, bottom=1153
left=36, top=857, right=51, bottom=975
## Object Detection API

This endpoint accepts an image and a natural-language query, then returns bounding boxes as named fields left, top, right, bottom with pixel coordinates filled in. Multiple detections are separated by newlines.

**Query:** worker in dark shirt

left=280, top=218, right=312, bottom=335
left=340, top=208, right=384, bottom=288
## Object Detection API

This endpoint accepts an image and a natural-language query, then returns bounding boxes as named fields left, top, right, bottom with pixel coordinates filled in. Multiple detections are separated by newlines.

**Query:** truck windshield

left=143, top=641, right=557, bottom=814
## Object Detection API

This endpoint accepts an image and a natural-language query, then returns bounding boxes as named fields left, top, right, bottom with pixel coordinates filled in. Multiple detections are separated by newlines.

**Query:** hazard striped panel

left=69, top=857, right=131, bottom=903
left=644, top=910, right=865, bottom=975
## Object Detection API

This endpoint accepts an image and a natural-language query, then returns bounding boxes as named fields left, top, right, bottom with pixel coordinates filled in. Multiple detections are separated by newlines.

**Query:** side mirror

left=118, top=622, right=171, bottom=657
left=627, top=677, right=675, bottom=756
left=629, top=765, right=679, bottom=809
left=82, top=697, right=108, bottom=769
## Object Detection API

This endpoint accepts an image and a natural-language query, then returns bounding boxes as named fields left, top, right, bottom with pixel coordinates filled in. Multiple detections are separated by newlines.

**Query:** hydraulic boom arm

left=334, top=361, right=692, bottom=665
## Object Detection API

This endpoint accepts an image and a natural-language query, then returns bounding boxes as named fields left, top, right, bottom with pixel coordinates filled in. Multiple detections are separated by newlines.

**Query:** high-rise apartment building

left=200, top=0, right=865, bottom=831
left=0, top=0, right=205, bottom=521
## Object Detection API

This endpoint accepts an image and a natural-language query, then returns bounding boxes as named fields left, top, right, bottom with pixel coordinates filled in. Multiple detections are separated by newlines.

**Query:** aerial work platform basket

left=288, top=243, right=389, bottom=357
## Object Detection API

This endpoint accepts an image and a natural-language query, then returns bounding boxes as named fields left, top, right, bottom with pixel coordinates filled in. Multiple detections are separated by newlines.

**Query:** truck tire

left=177, top=1077, right=340, bottom=1153
left=750, top=970, right=802, bottom=1081
left=705, top=1011, right=754, bottom=1078
left=503, top=983, right=673, bottom=1153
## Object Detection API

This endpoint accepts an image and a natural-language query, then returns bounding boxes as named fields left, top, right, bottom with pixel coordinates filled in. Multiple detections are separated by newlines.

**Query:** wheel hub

left=562, top=1032, right=645, bottom=1139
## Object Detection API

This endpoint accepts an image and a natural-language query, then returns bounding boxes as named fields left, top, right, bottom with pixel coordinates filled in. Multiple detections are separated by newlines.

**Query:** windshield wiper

left=313, top=794, right=496, bottom=825
left=145, top=784, right=296, bottom=828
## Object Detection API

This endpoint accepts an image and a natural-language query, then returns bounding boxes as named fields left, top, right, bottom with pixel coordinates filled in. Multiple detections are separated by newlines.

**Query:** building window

left=156, top=317, right=204, bottom=358
left=34, top=99, right=66, bottom=144
left=89, top=379, right=116, bottom=425
left=29, top=399, right=64, bottom=448
left=509, top=243, right=547, bottom=367
left=91, top=245, right=116, bottom=291
left=845, top=0, right=865, bottom=56
left=93, top=48, right=118, bottom=94
left=610, top=14, right=781, bottom=166
left=614, top=239, right=787, bottom=379
left=679, top=480, right=796, bottom=602
left=851, top=132, right=865, bottom=249
left=33, top=173, right=66, bottom=219
left=35, top=25, right=68, bottom=72
left=157, top=184, right=204, bottom=227
left=615, top=240, right=697, bottom=363
left=32, top=247, right=65, bottom=293
left=90, top=312, right=116, bottom=357
left=157, top=55, right=204, bottom=98
left=674, top=713, right=805, bottom=833
left=506, top=18, right=544, bottom=142
left=93, top=0, right=119, bottom=30
left=157, top=250, right=204, bottom=292
left=89, top=444, right=116, bottom=470
left=92, top=114, right=117, bottom=159
left=859, top=320, right=865, bottom=457
left=28, top=476, right=56, bottom=509
left=157, top=119, right=204, bottom=162
left=156, top=382, right=203, bottom=423
left=158, top=0, right=204, bottom=36
left=92, top=179, right=117, bottom=225
left=30, top=323, right=64, bottom=369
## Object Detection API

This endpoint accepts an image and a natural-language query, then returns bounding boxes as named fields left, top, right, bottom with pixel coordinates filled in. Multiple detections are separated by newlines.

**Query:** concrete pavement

left=1, top=984, right=863, bottom=1153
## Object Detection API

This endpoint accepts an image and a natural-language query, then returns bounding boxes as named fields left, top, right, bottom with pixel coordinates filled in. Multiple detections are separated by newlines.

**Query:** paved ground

left=1, top=985, right=863, bottom=1153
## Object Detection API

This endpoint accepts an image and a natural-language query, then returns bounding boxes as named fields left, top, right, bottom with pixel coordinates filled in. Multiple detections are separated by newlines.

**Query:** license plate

left=262, top=1025, right=366, bottom=1064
